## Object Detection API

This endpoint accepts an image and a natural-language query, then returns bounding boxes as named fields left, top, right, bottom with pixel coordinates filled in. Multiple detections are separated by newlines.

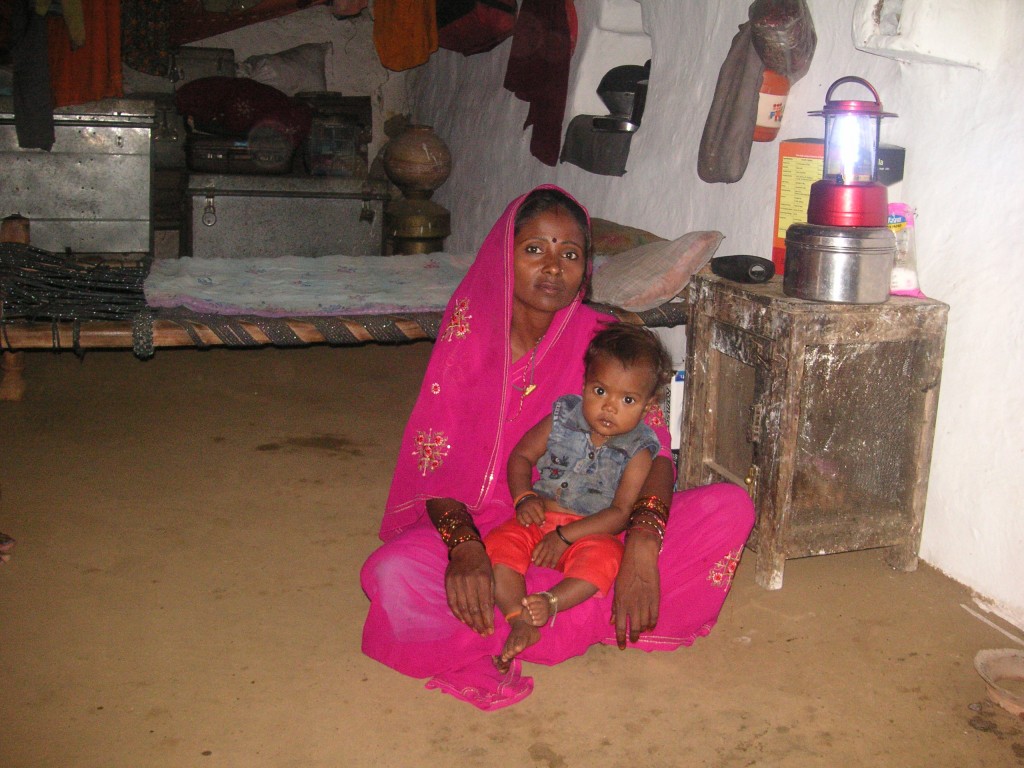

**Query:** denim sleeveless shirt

left=532, top=394, right=661, bottom=517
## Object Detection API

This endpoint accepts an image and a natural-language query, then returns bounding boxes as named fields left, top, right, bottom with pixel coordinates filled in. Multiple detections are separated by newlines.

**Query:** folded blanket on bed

left=144, top=254, right=476, bottom=317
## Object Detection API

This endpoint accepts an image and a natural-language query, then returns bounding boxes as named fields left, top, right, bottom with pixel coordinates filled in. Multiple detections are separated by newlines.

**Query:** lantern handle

left=824, top=76, right=882, bottom=107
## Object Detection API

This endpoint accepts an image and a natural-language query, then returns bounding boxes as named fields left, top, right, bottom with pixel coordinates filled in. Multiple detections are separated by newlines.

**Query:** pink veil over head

left=379, top=185, right=612, bottom=539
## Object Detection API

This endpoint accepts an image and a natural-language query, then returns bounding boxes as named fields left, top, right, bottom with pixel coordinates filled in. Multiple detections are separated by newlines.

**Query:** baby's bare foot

left=500, top=619, right=541, bottom=665
left=521, top=593, right=551, bottom=626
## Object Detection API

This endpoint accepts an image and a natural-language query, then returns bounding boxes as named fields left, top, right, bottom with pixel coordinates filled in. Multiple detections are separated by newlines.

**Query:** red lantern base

left=807, top=179, right=888, bottom=228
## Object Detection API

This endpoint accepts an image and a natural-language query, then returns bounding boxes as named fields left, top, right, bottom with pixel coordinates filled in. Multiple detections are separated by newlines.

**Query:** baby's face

left=581, top=356, right=657, bottom=443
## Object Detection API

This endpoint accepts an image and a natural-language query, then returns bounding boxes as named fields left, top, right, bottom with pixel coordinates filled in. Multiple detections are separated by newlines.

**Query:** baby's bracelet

left=513, top=490, right=540, bottom=509
left=554, top=525, right=573, bottom=546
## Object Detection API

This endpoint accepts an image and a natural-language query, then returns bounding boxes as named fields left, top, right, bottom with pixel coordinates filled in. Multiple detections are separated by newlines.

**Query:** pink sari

left=361, top=186, right=754, bottom=709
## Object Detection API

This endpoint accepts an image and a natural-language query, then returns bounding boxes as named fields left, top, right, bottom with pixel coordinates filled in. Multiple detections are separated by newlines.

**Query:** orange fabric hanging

left=47, top=0, right=123, bottom=108
left=373, top=0, right=437, bottom=72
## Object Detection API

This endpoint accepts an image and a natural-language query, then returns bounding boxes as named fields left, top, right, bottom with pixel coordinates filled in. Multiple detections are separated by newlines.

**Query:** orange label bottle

left=753, top=69, right=790, bottom=142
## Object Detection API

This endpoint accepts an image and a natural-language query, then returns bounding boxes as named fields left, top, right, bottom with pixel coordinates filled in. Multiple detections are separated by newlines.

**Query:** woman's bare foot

left=494, top=618, right=541, bottom=672
left=521, top=592, right=552, bottom=626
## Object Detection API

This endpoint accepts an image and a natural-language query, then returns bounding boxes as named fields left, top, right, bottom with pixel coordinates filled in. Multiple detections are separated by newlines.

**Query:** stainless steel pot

left=783, top=223, right=895, bottom=303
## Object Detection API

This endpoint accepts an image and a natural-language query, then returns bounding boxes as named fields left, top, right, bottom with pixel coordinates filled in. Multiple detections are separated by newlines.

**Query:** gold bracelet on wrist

left=632, top=495, right=670, bottom=523
left=630, top=512, right=671, bottom=528
left=446, top=531, right=483, bottom=559
left=627, top=520, right=665, bottom=551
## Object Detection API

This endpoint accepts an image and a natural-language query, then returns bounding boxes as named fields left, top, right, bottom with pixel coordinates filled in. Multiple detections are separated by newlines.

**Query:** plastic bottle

left=887, top=202, right=925, bottom=298
left=753, top=69, right=789, bottom=142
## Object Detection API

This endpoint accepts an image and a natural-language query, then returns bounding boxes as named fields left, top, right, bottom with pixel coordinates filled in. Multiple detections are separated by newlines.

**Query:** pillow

left=591, top=217, right=665, bottom=255
left=590, top=231, right=724, bottom=311
left=236, top=42, right=331, bottom=97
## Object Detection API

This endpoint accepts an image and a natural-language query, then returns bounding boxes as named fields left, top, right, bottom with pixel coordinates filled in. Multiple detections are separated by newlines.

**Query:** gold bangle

left=627, top=522, right=664, bottom=552
left=627, top=528, right=663, bottom=552
left=632, top=495, right=670, bottom=522
left=630, top=509, right=667, bottom=530
left=437, top=509, right=479, bottom=547
left=630, top=515, right=666, bottom=535
left=446, top=531, right=482, bottom=558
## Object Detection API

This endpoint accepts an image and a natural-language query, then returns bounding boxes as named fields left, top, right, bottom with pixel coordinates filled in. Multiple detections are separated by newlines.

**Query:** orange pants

left=484, top=510, right=623, bottom=596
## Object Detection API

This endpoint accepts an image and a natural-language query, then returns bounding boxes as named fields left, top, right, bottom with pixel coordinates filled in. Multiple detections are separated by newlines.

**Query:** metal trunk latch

left=202, top=195, right=217, bottom=227
left=359, top=201, right=375, bottom=223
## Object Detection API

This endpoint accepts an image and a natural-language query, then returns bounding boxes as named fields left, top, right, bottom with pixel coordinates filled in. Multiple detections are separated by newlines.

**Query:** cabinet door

left=681, top=311, right=772, bottom=494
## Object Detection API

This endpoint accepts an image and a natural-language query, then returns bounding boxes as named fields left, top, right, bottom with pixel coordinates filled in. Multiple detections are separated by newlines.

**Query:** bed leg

left=0, top=351, right=26, bottom=402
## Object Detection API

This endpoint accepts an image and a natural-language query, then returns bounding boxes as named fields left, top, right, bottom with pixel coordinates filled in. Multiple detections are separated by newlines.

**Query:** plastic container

left=887, top=202, right=925, bottom=297
left=753, top=69, right=789, bottom=142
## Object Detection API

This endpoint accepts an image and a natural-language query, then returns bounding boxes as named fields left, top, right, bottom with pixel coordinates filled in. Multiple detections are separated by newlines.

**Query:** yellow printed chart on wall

left=772, top=139, right=824, bottom=272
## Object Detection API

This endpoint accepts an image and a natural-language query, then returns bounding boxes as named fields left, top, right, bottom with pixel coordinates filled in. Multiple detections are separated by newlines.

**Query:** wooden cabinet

left=680, top=273, right=948, bottom=589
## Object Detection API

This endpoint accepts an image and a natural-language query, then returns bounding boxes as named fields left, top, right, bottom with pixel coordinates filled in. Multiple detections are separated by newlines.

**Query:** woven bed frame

left=0, top=302, right=687, bottom=401
left=0, top=219, right=687, bottom=401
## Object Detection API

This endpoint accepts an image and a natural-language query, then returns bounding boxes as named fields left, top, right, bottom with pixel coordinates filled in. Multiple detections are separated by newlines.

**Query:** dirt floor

left=2, top=343, right=1022, bottom=768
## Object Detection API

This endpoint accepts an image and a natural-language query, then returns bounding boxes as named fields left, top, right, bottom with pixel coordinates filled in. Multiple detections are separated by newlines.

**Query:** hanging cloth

left=47, top=0, right=123, bottom=108
left=10, top=0, right=55, bottom=150
left=373, top=0, right=438, bottom=72
left=502, top=0, right=576, bottom=167
left=121, top=0, right=174, bottom=78
left=437, top=0, right=516, bottom=56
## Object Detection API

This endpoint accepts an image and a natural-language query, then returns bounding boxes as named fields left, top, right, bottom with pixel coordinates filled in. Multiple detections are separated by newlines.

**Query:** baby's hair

left=584, top=323, right=673, bottom=395
left=514, top=188, right=592, bottom=261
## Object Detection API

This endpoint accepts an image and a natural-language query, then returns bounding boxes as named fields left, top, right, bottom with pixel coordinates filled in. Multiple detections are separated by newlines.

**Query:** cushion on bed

left=236, top=43, right=332, bottom=97
left=590, top=230, right=724, bottom=312
left=590, top=217, right=665, bottom=255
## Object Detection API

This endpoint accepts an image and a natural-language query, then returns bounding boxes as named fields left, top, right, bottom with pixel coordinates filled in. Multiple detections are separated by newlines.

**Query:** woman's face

left=512, top=207, right=587, bottom=317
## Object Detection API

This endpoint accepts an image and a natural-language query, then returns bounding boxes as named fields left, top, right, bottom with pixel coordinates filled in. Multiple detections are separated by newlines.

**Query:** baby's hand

left=532, top=531, right=567, bottom=569
left=516, top=498, right=546, bottom=527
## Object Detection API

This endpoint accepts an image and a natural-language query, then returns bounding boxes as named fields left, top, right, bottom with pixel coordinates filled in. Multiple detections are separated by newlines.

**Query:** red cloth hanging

left=503, top=0, right=577, bottom=166
left=47, top=0, right=123, bottom=108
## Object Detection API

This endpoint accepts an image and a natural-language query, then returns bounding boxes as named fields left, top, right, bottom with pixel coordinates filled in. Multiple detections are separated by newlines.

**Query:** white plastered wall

left=410, top=0, right=1023, bottom=625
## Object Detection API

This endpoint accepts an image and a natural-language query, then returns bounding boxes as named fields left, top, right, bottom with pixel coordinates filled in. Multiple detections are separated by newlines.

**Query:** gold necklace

left=509, top=338, right=542, bottom=420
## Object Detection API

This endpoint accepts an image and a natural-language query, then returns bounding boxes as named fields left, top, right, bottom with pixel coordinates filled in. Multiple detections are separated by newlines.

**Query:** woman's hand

left=445, top=540, right=495, bottom=636
left=611, top=531, right=661, bottom=648
left=515, top=497, right=546, bottom=527
left=531, top=531, right=568, bottom=569
left=611, top=455, right=673, bottom=648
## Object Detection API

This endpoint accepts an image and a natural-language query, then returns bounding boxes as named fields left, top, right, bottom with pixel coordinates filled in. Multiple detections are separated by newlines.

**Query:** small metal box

left=0, top=98, right=155, bottom=258
left=185, top=174, right=389, bottom=258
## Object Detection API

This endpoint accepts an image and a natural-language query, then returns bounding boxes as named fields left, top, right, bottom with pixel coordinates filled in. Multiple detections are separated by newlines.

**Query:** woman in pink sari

left=361, top=186, right=754, bottom=709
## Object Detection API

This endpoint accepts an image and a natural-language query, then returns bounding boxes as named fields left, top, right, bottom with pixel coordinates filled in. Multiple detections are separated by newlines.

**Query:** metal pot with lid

left=783, top=222, right=895, bottom=304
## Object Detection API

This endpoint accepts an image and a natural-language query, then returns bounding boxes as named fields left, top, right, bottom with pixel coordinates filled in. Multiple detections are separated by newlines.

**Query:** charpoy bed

left=0, top=219, right=707, bottom=401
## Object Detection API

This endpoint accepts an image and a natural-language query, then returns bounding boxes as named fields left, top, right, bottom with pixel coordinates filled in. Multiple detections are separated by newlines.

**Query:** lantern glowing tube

left=806, top=77, right=895, bottom=228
